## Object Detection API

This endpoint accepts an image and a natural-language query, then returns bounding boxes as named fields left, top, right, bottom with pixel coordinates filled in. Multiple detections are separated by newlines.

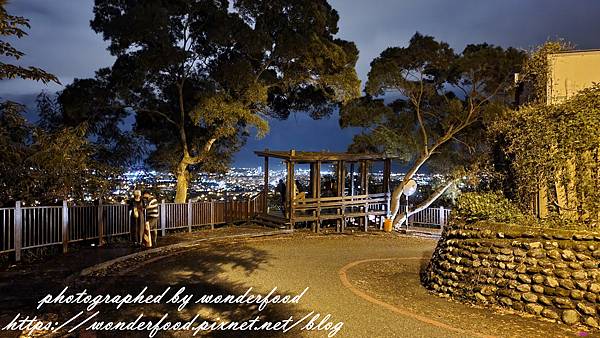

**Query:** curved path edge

left=77, top=229, right=293, bottom=278
left=338, top=257, right=498, bottom=338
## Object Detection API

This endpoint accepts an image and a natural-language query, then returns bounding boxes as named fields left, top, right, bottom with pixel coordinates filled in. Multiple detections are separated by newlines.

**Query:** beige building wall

left=547, top=50, right=600, bottom=104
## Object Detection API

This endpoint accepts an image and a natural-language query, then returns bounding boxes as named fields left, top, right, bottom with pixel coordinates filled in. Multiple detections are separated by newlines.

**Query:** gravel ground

left=0, top=231, right=585, bottom=338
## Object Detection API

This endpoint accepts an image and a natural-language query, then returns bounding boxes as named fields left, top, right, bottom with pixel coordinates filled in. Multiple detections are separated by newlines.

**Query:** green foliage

left=0, top=101, right=121, bottom=206
left=454, top=191, right=526, bottom=223
left=493, top=85, right=600, bottom=222
left=341, top=32, right=525, bottom=180
left=518, top=40, right=573, bottom=104
left=87, top=0, right=360, bottom=201
left=0, top=0, right=59, bottom=84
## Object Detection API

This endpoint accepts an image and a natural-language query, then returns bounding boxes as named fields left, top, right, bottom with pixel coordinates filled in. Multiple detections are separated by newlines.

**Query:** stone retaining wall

left=423, top=222, right=600, bottom=329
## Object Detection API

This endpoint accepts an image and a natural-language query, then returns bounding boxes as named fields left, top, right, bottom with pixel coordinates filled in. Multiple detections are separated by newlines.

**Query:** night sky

left=1, top=0, right=600, bottom=168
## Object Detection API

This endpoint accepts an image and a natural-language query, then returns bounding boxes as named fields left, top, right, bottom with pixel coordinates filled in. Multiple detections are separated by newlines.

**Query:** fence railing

left=406, top=206, right=450, bottom=231
left=0, top=192, right=265, bottom=261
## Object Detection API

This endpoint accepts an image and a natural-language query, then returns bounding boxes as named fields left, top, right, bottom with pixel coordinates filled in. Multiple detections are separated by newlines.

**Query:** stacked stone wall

left=423, top=222, right=600, bottom=329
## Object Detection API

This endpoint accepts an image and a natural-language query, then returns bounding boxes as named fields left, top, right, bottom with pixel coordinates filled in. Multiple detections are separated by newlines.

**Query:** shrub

left=455, top=191, right=526, bottom=223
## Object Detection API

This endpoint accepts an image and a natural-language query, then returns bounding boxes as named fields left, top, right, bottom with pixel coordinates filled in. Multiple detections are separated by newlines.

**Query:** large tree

left=0, top=0, right=58, bottom=84
left=340, top=33, right=525, bottom=227
left=87, top=0, right=360, bottom=202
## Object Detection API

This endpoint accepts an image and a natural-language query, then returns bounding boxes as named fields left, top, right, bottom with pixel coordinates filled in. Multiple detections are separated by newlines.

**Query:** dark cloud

left=2, top=0, right=599, bottom=167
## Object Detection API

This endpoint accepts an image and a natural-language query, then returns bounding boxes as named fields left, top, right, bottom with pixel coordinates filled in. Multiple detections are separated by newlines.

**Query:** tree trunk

left=174, top=160, right=189, bottom=203
left=392, top=180, right=455, bottom=228
left=389, top=152, right=431, bottom=220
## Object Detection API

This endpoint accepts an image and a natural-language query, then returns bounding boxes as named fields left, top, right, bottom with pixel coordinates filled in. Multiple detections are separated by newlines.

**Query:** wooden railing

left=291, top=192, right=389, bottom=231
left=0, top=192, right=265, bottom=262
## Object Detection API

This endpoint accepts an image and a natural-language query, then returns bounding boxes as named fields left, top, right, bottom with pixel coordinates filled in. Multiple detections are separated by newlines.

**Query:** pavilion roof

left=254, top=149, right=396, bottom=162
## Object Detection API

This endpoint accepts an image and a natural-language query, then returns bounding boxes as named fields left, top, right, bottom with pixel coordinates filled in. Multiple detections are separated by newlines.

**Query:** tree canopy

left=80, top=0, right=360, bottom=202
left=340, top=32, right=525, bottom=226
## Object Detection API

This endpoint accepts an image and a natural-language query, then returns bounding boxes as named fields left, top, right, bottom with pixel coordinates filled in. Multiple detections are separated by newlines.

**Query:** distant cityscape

left=108, top=167, right=443, bottom=203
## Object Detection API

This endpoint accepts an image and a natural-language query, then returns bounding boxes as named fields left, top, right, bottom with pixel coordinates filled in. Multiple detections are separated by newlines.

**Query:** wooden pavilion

left=255, top=149, right=395, bottom=232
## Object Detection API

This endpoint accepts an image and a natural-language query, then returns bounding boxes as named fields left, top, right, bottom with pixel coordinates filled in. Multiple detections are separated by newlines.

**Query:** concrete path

left=0, top=231, right=583, bottom=337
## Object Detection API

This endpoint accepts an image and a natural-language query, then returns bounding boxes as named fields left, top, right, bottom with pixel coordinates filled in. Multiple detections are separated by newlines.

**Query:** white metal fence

left=0, top=193, right=265, bottom=262
left=406, top=206, right=450, bottom=230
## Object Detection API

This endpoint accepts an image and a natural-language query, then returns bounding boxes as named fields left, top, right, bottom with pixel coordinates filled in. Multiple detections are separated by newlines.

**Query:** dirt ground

left=0, top=230, right=591, bottom=337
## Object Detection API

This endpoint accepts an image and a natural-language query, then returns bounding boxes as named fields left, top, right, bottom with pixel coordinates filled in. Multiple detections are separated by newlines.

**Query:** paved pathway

left=0, top=231, right=584, bottom=337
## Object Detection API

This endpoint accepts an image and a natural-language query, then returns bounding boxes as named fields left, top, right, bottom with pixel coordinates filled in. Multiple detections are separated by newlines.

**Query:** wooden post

left=160, top=200, right=166, bottom=236
left=383, top=158, right=392, bottom=218
left=247, top=198, right=251, bottom=220
left=14, top=201, right=22, bottom=262
left=187, top=200, right=192, bottom=233
left=263, top=154, right=269, bottom=215
left=97, top=198, right=104, bottom=246
left=361, top=160, right=369, bottom=231
left=349, top=162, right=355, bottom=196
left=210, top=201, right=215, bottom=230
left=315, top=161, right=321, bottom=233
left=62, top=200, right=68, bottom=253
left=287, top=156, right=295, bottom=230
left=336, top=161, right=344, bottom=232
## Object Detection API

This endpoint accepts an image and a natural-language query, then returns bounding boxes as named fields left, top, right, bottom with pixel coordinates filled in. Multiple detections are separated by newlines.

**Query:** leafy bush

left=455, top=191, right=526, bottom=223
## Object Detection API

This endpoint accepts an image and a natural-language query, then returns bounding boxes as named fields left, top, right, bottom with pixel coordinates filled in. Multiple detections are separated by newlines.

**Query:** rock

left=505, top=271, right=518, bottom=280
left=561, top=250, right=576, bottom=261
left=573, top=234, right=594, bottom=241
left=554, top=233, right=571, bottom=240
left=532, top=274, right=545, bottom=284
left=474, top=292, right=487, bottom=302
left=532, top=285, right=545, bottom=294
left=525, top=242, right=542, bottom=249
left=576, top=281, right=589, bottom=291
left=517, top=284, right=531, bottom=292
left=544, top=287, right=557, bottom=296
left=554, top=297, right=575, bottom=309
left=515, top=265, right=527, bottom=274
left=539, top=295, right=554, bottom=306
left=525, top=303, right=544, bottom=315
left=585, top=316, right=599, bottom=329
left=592, top=250, right=600, bottom=259
left=522, top=292, right=538, bottom=303
left=509, top=291, right=522, bottom=301
left=576, top=253, right=591, bottom=261
left=555, top=262, right=568, bottom=269
left=571, top=290, right=584, bottom=300
left=583, top=261, right=598, bottom=269
left=496, top=254, right=512, bottom=262
left=572, top=271, right=588, bottom=280
left=577, top=302, right=597, bottom=315
left=538, top=260, right=554, bottom=268
left=542, top=308, right=560, bottom=320
left=542, top=268, right=555, bottom=276
left=589, top=283, right=600, bottom=293
left=562, top=309, right=580, bottom=325
left=573, top=243, right=590, bottom=252
left=528, top=249, right=546, bottom=258
left=524, top=258, right=538, bottom=266
left=555, top=270, right=571, bottom=279
left=547, top=250, right=561, bottom=260
left=480, top=286, right=497, bottom=296
left=585, top=292, right=597, bottom=302
left=499, top=297, right=513, bottom=307
left=569, top=262, right=583, bottom=270
left=545, top=276, right=559, bottom=288
left=556, top=288, right=571, bottom=297
left=513, top=248, right=526, bottom=257
left=512, top=302, right=524, bottom=311
left=518, top=274, right=532, bottom=284
left=559, top=279, right=575, bottom=290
